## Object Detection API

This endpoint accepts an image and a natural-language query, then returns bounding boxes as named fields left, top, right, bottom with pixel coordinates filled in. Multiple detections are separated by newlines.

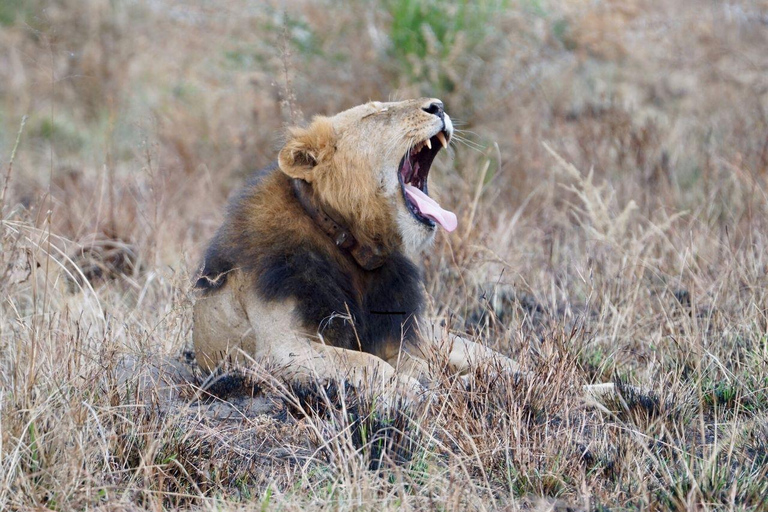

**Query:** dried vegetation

left=1, top=0, right=768, bottom=509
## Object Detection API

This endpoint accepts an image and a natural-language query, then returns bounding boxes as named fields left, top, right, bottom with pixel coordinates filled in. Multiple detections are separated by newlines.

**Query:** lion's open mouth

left=398, top=130, right=458, bottom=232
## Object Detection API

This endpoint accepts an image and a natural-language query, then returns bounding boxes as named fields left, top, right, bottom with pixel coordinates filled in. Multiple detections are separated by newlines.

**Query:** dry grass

left=2, top=0, right=768, bottom=510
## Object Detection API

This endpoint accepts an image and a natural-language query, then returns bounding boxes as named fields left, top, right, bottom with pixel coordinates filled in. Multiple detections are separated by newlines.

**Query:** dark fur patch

left=255, top=248, right=424, bottom=356
left=359, top=253, right=424, bottom=352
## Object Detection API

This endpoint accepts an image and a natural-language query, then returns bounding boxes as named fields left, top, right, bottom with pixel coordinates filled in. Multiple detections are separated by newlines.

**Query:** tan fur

left=194, top=99, right=530, bottom=399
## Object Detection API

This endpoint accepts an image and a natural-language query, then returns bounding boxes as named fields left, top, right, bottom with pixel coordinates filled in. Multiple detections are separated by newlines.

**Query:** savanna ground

left=1, top=0, right=768, bottom=510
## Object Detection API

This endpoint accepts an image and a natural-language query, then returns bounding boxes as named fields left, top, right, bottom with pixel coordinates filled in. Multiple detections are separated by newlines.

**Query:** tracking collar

left=291, top=178, right=387, bottom=271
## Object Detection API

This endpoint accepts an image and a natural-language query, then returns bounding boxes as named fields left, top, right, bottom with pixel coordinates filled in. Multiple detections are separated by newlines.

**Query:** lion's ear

left=278, top=117, right=336, bottom=182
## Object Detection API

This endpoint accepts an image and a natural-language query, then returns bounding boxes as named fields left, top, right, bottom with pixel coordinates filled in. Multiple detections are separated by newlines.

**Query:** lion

left=192, top=98, right=619, bottom=403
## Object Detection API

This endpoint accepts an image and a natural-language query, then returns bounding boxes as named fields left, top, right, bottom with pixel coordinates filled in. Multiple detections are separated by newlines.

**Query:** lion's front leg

left=226, top=335, right=424, bottom=404
left=414, top=317, right=524, bottom=378
left=443, top=334, right=523, bottom=376
left=194, top=279, right=418, bottom=396
left=307, top=343, right=424, bottom=398
left=232, top=291, right=423, bottom=400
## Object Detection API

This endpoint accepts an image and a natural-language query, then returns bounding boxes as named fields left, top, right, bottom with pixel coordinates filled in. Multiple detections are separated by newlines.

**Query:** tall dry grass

left=1, top=0, right=768, bottom=510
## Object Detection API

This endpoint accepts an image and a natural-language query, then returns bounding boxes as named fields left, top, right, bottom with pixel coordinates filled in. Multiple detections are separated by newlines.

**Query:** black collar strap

left=291, top=178, right=386, bottom=270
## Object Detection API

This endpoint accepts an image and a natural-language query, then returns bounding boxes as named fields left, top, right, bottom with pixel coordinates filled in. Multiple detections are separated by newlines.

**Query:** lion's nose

left=421, top=100, right=444, bottom=119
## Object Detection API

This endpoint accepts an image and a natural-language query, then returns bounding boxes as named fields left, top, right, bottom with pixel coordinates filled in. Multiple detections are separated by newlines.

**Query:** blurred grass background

left=2, top=0, right=768, bottom=510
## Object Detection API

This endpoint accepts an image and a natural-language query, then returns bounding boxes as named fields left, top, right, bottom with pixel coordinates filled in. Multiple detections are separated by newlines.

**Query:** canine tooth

left=436, top=132, right=448, bottom=148
left=425, top=139, right=432, bottom=149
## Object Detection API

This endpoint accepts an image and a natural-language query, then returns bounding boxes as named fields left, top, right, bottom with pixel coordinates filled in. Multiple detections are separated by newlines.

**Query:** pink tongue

left=404, top=184, right=458, bottom=232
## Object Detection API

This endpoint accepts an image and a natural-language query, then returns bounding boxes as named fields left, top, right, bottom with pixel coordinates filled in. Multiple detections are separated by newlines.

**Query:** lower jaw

left=410, top=211, right=435, bottom=229
left=398, top=207, right=436, bottom=238
left=405, top=205, right=435, bottom=230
